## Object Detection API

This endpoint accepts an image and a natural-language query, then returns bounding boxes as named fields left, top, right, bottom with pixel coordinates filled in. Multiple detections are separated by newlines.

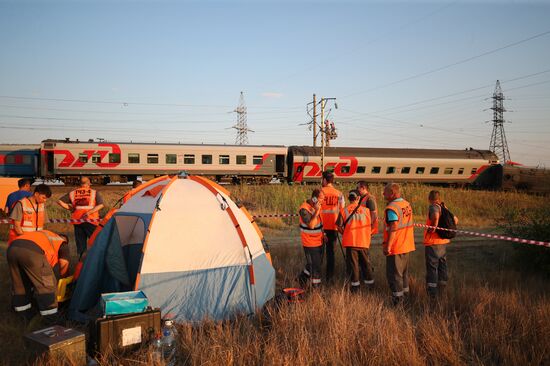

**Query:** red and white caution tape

left=0, top=218, right=100, bottom=224
left=415, top=223, right=550, bottom=248
left=2, top=214, right=549, bottom=248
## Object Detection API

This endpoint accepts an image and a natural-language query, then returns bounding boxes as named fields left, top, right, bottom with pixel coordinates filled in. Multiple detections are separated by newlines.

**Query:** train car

left=287, top=146, right=500, bottom=187
left=502, top=165, right=550, bottom=194
left=40, top=139, right=287, bottom=184
left=0, top=144, right=40, bottom=178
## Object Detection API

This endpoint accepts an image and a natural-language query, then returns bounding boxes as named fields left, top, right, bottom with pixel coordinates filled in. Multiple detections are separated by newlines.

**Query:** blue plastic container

left=100, top=291, right=149, bottom=316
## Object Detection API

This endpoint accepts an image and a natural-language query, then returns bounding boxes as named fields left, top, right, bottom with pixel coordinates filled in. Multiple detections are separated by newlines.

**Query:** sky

left=0, top=0, right=549, bottom=166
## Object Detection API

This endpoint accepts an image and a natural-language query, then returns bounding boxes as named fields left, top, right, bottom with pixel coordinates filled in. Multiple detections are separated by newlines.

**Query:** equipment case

left=24, top=325, right=86, bottom=365
left=89, top=308, right=161, bottom=354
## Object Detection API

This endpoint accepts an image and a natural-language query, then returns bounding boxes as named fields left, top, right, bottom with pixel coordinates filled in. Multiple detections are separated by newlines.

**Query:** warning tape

left=1, top=214, right=549, bottom=248
left=0, top=218, right=100, bottom=224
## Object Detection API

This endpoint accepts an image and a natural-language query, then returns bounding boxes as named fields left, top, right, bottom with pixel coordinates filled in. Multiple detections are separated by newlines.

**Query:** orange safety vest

left=341, top=203, right=371, bottom=248
left=383, top=199, right=415, bottom=255
left=423, top=204, right=450, bottom=246
left=8, top=198, right=45, bottom=245
left=321, top=185, right=343, bottom=231
left=299, top=201, right=323, bottom=247
left=69, top=187, right=98, bottom=225
left=13, top=230, right=65, bottom=268
left=360, top=194, right=379, bottom=235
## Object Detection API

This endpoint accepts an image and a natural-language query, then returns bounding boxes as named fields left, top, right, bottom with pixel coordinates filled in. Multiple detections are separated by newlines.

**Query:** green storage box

left=100, top=290, right=149, bottom=316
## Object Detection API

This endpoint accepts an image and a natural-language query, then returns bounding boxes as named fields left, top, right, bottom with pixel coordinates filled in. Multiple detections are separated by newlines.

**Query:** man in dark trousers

left=298, top=189, right=325, bottom=288
left=423, top=190, right=459, bottom=297
left=320, top=171, right=344, bottom=283
left=7, top=230, right=70, bottom=324
left=57, top=176, right=104, bottom=256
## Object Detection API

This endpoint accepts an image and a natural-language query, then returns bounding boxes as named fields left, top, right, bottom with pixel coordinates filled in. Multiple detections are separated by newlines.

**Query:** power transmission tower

left=231, top=91, right=253, bottom=145
left=489, top=80, right=511, bottom=164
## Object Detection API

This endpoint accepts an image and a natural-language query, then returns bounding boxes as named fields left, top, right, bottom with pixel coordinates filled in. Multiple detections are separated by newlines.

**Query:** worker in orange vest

left=7, top=230, right=70, bottom=324
left=424, top=190, right=458, bottom=297
left=57, top=177, right=104, bottom=256
left=382, top=183, right=415, bottom=305
left=297, top=189, right=325, bottom=288
left=356, top=181, right=379, bottom=235
left=321, top=171, right=345, bottom=283
left=337, top=190, right=374, bottom=292
left=7, top=184, right=51, bottom=245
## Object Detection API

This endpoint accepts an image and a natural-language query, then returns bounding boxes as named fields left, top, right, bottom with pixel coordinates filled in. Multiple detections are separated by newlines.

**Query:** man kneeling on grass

left=297, top=189, right=325, bottom=288
left=337, top=190, right=374, bottom=292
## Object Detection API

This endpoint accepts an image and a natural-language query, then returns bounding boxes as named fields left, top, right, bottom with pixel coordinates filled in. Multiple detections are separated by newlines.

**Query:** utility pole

left=489, top=80, right=511, bottom=164
left=319, top=97, right=337, bottom=181
left=231, top=91, right=253, bottom=145
left=312, top=94, right=317, bottom=147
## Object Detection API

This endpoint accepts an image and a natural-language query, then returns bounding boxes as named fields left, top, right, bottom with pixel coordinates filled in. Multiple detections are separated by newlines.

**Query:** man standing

left=320, top=171, right=345, bottom=283
left=8, top=184, right=51, bottom=245
left=57, top=177, right=104, bottom=256
left=7, top=230, right=70, bottom=324
left=382, top=183, right=415, bottom=305
left=4, top=178, right=32, bottom=215
left=298, top=189, right=325, bottom=288
left=423, top=190, right=458, bottom=297
left=356, top=181, right=379, bottom=235
left=337, top=190, right=373, bottom=292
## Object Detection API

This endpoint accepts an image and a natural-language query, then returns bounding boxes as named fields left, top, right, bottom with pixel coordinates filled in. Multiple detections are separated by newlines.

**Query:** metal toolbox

left=90, top=308, right=161, bottom=354
left=24, top=325, right=86, bottom=365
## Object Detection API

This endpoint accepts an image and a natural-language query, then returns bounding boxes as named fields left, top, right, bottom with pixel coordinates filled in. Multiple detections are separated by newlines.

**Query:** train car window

left=219, top=155, right=230, bottom=165
left=147, top=154, right=159, bottom=164
left=78, top=153, right=88, bottom=163
left=416, top=167, right=425, bottom=174
left=430, top=167, right=440, bottom=174
left=236, top=155, right=247, bottom=165
left=166, top=154, right=177, bottom=164
left=386, top=167, right=396, bottom=174
left=184, top=154, right=195, bottom=164
left=5, top=155, right=15, bottom=164
left=444, top=167, right=453, bottom=174
left=22, top=155, right=32, bottom=165
left=458, top=168, right=464, bottom=175
left=253, top=155, right=263, bottom=165
left=471, top=168, right=477, bottom=174
left=357, top=166, right=366, bottom=174
left=371, top=166, right=381, bottom=174
left=202, top=155, right=212, bottom=164
left=92, top=153, right=101, bottom=164
left=128, top=153, right=140, bottom=164
left=109, top=153, right=121, bottom=164
left=401, top=167, right=411, bottom=174
left=341, top=166, right=350, bottom=173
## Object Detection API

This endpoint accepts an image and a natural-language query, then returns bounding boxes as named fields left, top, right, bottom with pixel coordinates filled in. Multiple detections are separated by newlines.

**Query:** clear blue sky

left=1, top=0, right=549, bottom=166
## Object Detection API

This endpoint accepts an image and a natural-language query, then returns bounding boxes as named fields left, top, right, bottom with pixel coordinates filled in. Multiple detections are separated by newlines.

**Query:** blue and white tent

left=69, top=174, right=275, bottom=322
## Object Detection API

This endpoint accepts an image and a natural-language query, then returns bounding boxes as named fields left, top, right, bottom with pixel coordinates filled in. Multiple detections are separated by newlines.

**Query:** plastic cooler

left=100, top=291, right=149, bottom=316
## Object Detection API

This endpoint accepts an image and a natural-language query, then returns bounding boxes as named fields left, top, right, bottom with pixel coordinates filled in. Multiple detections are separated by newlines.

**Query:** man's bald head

left=80, top=176, right=91, bottom=187
left=383, top=182, right=401, bottom=202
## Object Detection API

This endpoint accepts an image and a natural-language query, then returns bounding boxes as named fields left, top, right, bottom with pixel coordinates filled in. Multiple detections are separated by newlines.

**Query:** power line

left=342, top=29, right=550, bottom=99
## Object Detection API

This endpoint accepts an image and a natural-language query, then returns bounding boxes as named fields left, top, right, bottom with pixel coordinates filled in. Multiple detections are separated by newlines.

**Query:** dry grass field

left=0, top=184, right=548, bottom=365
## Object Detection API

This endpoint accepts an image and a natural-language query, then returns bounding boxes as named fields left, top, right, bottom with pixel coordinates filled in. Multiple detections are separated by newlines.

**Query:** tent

left=69, top=174, right=275, bottom=322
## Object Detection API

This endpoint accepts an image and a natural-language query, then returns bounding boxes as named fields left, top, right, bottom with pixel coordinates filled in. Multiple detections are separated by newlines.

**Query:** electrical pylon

left=232, top=91, right=253, bottom=145
left=489, top=80, right=511, bottom=164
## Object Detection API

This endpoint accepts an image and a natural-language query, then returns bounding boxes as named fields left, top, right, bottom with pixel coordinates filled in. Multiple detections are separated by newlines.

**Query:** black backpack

left=435, top=202, right=457, bottom=239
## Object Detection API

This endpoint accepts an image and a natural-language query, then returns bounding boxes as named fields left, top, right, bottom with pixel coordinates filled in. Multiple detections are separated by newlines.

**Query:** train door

left=275, top=155, right=285, bottom=174
left=43, top=151, right=55, bottom=177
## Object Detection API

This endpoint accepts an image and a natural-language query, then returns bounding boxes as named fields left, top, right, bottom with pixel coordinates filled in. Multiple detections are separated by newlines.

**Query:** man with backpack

left=423, top=190, right=459, bottom=297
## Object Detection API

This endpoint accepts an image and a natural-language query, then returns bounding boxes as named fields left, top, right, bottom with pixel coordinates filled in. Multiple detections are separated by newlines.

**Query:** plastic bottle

left=161, top=320, right=177, bottom=366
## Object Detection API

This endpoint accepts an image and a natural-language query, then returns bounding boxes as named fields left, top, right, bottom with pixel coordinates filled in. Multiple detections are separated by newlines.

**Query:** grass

left=0, top=184, right=548, bottom=365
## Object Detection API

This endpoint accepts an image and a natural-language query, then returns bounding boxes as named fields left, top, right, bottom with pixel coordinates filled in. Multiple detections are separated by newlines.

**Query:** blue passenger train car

left=0, top=145, right=40, bottom=177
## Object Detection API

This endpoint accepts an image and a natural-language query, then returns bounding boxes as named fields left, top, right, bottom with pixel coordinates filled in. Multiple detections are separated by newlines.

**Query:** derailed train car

left=287, top=146, right=501, bottom=188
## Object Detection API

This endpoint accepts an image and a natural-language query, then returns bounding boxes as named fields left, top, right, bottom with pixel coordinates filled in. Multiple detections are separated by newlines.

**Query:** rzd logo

left=53, top=144, right=122, bottom=168
left=293, top=156, right=358, bottom=181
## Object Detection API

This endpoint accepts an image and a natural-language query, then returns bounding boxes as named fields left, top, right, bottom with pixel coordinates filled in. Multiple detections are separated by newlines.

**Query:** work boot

left=392, top=296, right=404, bottom=307
left=438, top=282, right=447, bottom=296
left=42, top=312, right=63, bottom=327
left=350, top=285, right=360, bottom=294
left=297, top=272, right=309, bottom=288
